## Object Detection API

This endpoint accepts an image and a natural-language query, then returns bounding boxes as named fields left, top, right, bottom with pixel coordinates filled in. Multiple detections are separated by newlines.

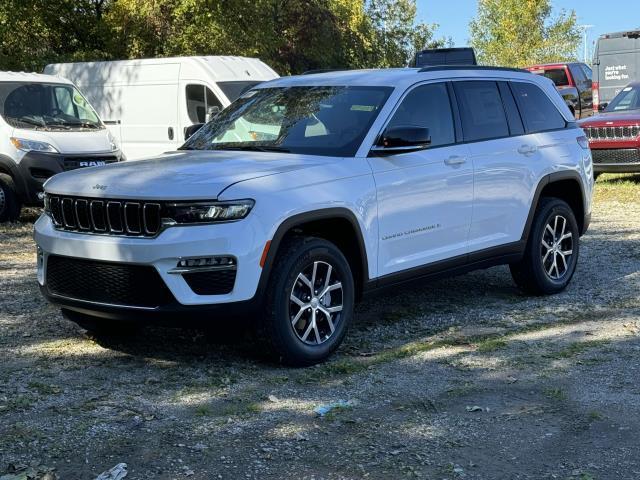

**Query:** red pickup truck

left=525, top=62, right=594, bottom=119
left=578, top=82, right=640, bottom=177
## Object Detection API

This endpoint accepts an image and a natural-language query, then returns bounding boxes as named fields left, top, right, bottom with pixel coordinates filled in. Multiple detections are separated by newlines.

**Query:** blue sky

left=416, top=0, right=640, bottom=61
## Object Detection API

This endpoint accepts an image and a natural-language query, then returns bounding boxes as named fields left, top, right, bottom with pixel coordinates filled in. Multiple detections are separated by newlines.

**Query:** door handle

left=444, top=155, right=466, bottom=166
left=168, top=127, right=174, bottom=140
left=518, top=145, right=537, bottom=156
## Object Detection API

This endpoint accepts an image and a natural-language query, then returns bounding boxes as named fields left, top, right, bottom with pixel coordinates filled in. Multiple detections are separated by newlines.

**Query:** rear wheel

left=510, top=198, right=579, bottom=295
left=261, top=237, right=354, bottom=366
left=61, top=309, right=140, bottom=336
left=0, top=175, right=21, bottom=222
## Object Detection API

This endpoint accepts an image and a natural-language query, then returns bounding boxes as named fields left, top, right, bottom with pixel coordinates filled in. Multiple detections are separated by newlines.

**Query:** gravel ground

left=1, top=175, right=640, bottom=480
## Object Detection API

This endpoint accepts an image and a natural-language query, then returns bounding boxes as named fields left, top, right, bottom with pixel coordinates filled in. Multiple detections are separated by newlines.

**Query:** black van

left=414, top=48, right=477, bottom=68
left=593, top=30, right=640, bottom=110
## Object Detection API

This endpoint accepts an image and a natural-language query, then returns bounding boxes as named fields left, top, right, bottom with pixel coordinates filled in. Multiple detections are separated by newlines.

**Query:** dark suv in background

left=526, top=62, right=593, bottom=119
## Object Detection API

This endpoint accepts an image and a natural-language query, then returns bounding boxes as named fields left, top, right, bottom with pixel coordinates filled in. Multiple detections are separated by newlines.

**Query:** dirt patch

left=1, top=174, right=640, bottom=479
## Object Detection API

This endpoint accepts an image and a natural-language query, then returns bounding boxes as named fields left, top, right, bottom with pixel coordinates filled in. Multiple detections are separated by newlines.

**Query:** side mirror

left=598, top=102, right=608, bottom=112
left=371, top=126, right=431, bottom=155
left=184, top=123, right=204, bottom=140
left=206, top=105, right=221, bottom=123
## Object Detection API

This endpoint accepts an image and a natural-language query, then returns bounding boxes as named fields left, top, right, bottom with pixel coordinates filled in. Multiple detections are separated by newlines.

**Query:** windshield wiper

left=13, top=117, right=47, bottom=128
left=62, top=121, right=101, bottom=129
left=211, top=145, right=291, bottom=153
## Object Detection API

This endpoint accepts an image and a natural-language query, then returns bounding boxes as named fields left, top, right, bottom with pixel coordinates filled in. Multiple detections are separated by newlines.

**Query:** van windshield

left=217, top=81, right=263, bottom=102
left=0, top=82, right=103, bottom=131
left=181, top=86, right=392, bottom=157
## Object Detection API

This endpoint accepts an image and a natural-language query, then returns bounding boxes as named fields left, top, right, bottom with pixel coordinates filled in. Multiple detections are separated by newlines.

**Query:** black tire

left=61, top=309, right=140, bottom=336
left=0, top=175, right=22, bottom=222
left=510, top=198, right=580, bottom=295
left=260, top=236, right=355, bottom=366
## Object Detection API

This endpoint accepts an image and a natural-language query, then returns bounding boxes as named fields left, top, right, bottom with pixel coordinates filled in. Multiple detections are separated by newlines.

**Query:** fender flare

left=521, top=170, right=587, bottom=241
left=255, top=208, right=370, bottom=300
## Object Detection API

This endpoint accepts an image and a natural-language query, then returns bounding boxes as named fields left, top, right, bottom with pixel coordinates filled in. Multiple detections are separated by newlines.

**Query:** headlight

left=163, top=199, right=254, bottom=224
left=10, top=137, right=58, bottom=153
left=106, top=130, right=119, bottom=152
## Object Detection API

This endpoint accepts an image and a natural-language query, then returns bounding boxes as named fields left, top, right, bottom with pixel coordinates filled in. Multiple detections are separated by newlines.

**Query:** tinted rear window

left=454, top=81, right=509, bottom=142
left=531, top=68, right=569, bottom=87
left=510, top=82, right=566, bottom=133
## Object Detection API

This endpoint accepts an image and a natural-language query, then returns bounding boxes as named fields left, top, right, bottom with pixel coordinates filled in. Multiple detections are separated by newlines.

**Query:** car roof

left=258, top=67, right=536, bottom=90
left=0, top=71, right=74, bottom=84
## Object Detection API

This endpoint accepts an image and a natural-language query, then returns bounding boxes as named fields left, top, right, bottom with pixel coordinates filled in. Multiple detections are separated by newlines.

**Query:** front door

left=368, top=82, right=474, bottom=277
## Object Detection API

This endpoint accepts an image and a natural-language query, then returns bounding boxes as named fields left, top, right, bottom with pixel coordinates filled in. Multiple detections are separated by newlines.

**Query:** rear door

left=457, top=80, right=538, bottom=253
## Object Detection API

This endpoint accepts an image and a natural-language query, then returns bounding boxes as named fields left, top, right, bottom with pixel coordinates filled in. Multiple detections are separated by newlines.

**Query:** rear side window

left=510, top=82, right=567, bottom=133
left=454, top=81, right=509, bottom=142
left=532, top=68, right=569, bottom=87
left=386, top=82, right=455, bottom=148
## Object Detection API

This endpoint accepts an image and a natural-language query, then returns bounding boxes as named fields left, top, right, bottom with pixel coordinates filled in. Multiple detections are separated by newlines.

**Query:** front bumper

left=34, top=214, right=267, bottom=317
left=591, top=148, right=640, bottom=173
left=16, top=151, right=122, bottom=205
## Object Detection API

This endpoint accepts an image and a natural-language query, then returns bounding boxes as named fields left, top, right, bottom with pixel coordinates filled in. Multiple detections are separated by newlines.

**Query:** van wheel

left=261, top=237, right=354, bottom=366
left=510, top=198, right=579, bottom=295
left=61, top=309, right=139, bottom=336
left=0, top=175, right=21, bottom=222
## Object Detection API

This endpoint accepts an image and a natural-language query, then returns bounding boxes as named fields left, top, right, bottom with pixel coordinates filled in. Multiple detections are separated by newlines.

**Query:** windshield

left=181, top=86, right=392, bottom=157
left=531, top=68, right=569, bottom=87
left=605, top=85, right=640, bottom=112
left=217, top=81, right=263, bottom=102
left=0, top=82, right=103, bottom=131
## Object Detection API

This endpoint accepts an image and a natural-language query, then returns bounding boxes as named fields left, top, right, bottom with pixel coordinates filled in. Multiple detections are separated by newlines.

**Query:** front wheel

left=261, top=237, right=355, bottom=366
left=510, top=198, right=580, bottom=295
left=0, top=175, right=21, bottom=222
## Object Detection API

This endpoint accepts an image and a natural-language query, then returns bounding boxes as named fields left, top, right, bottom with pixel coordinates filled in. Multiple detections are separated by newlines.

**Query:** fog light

left=177, top=256, right=235, bottom=268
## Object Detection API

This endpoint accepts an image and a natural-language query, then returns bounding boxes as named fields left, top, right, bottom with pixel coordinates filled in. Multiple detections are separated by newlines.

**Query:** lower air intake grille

left=46, top=255, right=174, bottom=308
left=592, top=148, right=640, bottom=164
left=183, top=269, right=237, bottom=295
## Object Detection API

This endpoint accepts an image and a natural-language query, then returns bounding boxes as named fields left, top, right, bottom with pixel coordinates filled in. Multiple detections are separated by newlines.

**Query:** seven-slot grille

left=47, top=195, right=162, bottom=237
left=584, top=125, right=640, bottom=141
left=591, top=148, right=640, bottom=164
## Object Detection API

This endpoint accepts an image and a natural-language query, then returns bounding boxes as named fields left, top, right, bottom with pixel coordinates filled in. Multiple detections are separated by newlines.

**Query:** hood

left=44, top=150, right=335, bottom=200
left=12, top=127, right=115, bottom=154
left=578, top=110, right=640, bottom=127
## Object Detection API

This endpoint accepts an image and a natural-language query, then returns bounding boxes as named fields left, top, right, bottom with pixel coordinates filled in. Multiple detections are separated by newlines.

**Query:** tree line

left=0, top=0, right=580, bottom=74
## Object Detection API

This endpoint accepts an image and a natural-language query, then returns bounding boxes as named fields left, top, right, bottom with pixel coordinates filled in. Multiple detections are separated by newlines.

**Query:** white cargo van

left=44, top=56, right=279, bottom=160
left=0, top=72, right=122, bottom=222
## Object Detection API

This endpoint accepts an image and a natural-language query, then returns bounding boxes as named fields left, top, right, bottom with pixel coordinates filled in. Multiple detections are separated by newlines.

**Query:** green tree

left=0, top=0, right=112, bottom=71
left=366, top=0, right=449, bottom=67
left=469, top=0, right=580, bottom=67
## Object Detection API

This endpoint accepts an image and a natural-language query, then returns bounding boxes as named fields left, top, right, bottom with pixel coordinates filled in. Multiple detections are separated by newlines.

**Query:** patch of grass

left=194, top=405, right=212, bottom=417
left=594, top=173, right=640, bottom=204
left=587, top=410, right=603, bottom=421
left=544, top=388, right=566, bottom=401
left=446, top=381, right=477, bottom=398
left=548, top=340, right=611, bottom=360
left=3, top=395, right=34, bottom=412
left=28, top=381, right=62, bottom=395
left=476, top=338, right=508, bottom=353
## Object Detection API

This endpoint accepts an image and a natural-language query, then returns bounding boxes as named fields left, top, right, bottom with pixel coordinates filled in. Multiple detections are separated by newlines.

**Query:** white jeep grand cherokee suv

left=34, top=66, right=594, bottom=365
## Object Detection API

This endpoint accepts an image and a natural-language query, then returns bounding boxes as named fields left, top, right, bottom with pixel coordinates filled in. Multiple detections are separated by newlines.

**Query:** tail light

left=593, top=82, right=599, bottom=112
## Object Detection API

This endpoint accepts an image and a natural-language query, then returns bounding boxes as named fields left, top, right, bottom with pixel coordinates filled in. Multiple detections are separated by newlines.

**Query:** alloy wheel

left=289, top=260, right=343, bottom=345
left=541, top=214, right=574, bottom=280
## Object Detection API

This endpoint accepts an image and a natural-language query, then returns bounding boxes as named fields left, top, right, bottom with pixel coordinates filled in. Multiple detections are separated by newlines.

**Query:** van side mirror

left=184, top=123, right=204, bottom=140
left=370, top=126, right=431, bottom=155
left=598, top=102, right=608, bottom=112
left=206, top=106, right=221, bottom=123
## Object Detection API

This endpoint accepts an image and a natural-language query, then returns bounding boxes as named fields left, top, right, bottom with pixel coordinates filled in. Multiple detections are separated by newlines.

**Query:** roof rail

left=418, top=65, right=530, bottom=74
left=302, top=68, right=350, bottom=75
